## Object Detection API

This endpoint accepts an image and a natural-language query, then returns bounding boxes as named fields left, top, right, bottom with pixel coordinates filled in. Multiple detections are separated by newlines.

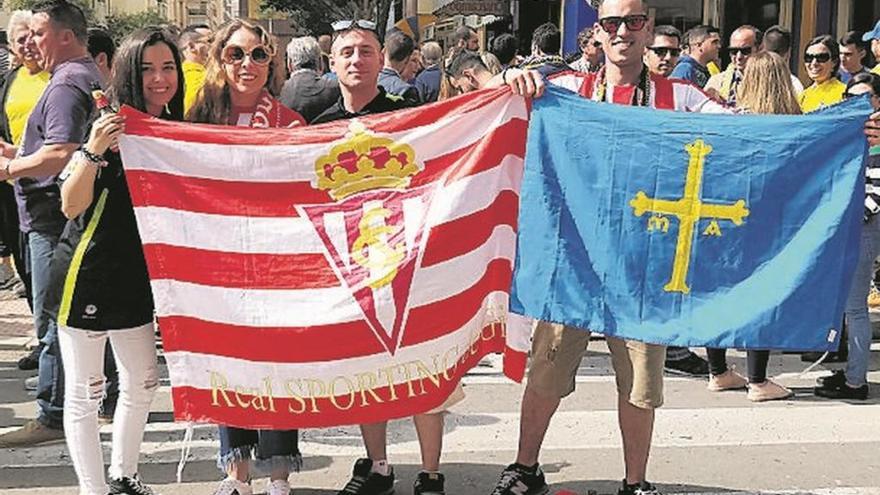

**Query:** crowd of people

left=0, top=0, right=878, bottom=494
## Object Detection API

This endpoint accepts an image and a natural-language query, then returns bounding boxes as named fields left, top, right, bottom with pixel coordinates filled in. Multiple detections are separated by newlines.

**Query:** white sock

left=371, top=459, right=391, bottom=476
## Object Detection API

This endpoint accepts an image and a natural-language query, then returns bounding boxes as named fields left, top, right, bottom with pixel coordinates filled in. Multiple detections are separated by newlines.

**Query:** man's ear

left=95, top=52, right=108, bottom=69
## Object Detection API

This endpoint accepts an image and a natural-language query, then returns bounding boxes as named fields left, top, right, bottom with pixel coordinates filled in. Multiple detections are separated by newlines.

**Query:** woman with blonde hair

left=737, top=50, right=802, bottom=115
left=188, top=19, right=306, bottom=495
left=188, top=19, right=292, bottom=126
left=704, top=50, right=799, bottom=402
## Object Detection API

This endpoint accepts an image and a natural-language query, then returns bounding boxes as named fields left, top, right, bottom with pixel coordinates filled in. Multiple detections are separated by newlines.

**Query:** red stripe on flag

left=422, top=190, right=518, bottom=268
left=143, top=244, right=338, bottom=289
left=126, top=170, right=331, bottom=217
left=167, top=333, right=516, bottom=429
left=157, top=259, right=511, bottom=361
left=126, top=119, right=526, bottom=217
left=121, top=88, right=515, bottom=145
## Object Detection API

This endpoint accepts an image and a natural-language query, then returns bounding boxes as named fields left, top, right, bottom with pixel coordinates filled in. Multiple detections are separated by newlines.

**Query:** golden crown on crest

left=314, top=121, right=422, bottom=200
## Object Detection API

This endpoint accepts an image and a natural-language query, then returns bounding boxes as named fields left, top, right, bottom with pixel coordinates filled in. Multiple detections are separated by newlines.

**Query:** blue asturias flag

left=512, top=86, right=872, bottom=351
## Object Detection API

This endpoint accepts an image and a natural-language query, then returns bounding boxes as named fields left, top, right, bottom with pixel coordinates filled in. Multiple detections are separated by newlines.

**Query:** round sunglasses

left=222, top=44, right=274, bottom=66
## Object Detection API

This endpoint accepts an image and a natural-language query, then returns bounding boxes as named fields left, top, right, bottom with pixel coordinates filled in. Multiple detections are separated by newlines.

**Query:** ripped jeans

left=59, top=323, right=158, bottom=495
left=218, top=427, right=301, bottom=476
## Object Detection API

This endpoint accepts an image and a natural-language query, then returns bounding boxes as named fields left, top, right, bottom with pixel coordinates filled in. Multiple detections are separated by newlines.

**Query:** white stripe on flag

left=134, top=156, right=522, bottom=255
left=121, top=95, right=527, bottom=182
left=164, top=290, right=510, bottom=390
left=151, top=225, right=515, bottom=326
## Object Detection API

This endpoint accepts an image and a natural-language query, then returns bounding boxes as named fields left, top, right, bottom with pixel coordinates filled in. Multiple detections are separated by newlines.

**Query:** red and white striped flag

left=118, top=89, right=531, bottom=429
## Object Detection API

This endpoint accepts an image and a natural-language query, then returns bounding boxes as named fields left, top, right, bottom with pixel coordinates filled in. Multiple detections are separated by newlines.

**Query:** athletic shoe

left=707, top=368, right=747, bottom=391
left=0, top=419, right=64, bottom=447
left=337, top=458, right=394, bottom=495
left=618, top=480, right=662, bottom=495
left=664, top=352, right=709, bottom=376
left=814, top=381, right=869, bottom=400
left=414, top=472, right=445, bottom=495
left=489, top=463, right=549, bottom=495
left=108, top=474, right=158, bottom=495
left=24, top=375, right=38, bottom=391
left=266, top=479, right=290, bottom=495
left=816, top=370, right=846, bottom=388
left=747, top=379, right=793, bottom=402
left=211, top=478, right=252, bottom=495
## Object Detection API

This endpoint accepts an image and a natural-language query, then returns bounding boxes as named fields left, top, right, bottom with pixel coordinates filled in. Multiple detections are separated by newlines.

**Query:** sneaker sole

left=663, top=366, right=708, bottom=377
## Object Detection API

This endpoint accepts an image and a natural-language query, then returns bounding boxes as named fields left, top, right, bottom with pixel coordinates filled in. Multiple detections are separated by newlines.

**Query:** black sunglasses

left=331, top=19, right=377, bottom=32
left=598, top=14, right=649, bottom=34
left=648, top=46, right=681, bottom=57
left=804, top=52, right=832, bottom=64
left=727, top=46, right=753, bottom=56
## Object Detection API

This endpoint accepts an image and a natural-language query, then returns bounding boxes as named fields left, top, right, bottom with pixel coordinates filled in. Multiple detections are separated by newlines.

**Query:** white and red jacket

left=548, top=70, right=730, bottom=114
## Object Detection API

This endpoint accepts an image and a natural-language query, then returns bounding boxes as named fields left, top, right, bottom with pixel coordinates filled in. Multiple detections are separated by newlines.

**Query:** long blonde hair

left=187, top=19, right=285, bottom=123
left=737, top=51, right=802, bottom=115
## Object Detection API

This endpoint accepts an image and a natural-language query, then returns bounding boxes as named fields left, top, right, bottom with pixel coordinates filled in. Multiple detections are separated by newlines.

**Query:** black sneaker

left=816, top=370, right=846, bottom=388
left=618, top=479, right=662, bottom=495
left=17, top=345, right=41, bottom=371
left=814, top=381, right=869, bottom=400
left=337, top=458, right=394, bottom=495
left=489, top=463, right=548, bottom=495
left=414, top=472, right=445, bottom=495
left=664, top=351, right=709, bottom=376
left=108, top=475, right=157, bottom=495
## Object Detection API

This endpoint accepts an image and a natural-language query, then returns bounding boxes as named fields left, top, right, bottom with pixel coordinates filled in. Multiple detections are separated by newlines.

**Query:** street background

left=2, top=288, right=880, bottom=495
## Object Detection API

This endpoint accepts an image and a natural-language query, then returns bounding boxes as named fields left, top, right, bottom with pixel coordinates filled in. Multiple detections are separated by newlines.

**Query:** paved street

left=2, top=292, right=880, bottom=495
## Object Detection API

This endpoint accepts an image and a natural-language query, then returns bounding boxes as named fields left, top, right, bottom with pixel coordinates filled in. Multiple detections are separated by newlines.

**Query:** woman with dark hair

left=188, top=19, right=305, bottom=495
left=814, top=71, right=880, bottom=401
left=46, top=27, right=184, bottom=495
left=799, top=34, right=846, bottom=112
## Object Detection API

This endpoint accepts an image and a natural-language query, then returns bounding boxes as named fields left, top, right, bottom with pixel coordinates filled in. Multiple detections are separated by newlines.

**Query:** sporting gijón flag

left=117, top=89, right=530, bottom=429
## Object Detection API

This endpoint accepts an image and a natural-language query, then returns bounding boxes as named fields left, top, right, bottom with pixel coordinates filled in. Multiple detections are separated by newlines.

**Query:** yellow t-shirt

left=5, top=67, right=50, bottom=146
left=872, top=65, right=880, bottom=76
left=798, top=78, right=846, bottom=113
left=182, top=60, right=206, bottom=115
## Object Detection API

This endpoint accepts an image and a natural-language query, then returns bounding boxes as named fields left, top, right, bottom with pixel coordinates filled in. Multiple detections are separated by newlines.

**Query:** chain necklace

left=593, top=65, right=652, bottom=107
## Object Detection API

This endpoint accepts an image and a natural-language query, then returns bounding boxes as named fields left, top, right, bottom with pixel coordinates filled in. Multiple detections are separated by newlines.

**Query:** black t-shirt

left=310, top=87, right=415, bottom=124
left=43, top=152, right=153, bottom=330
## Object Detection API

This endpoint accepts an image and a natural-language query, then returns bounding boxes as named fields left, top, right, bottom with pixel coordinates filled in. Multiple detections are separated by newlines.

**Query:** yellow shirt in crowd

left=182, top=60, right=206, bottom=115
left=5, top=67, right=49, bottom=145
left=798, top=78, right=846, bottom=113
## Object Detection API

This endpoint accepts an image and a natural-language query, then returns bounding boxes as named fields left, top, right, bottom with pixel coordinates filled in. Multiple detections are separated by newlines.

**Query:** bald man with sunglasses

left=705, top=25, right=763, bottom=104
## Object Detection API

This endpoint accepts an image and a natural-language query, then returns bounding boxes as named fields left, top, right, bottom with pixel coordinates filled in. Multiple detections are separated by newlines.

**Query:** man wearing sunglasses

left=705, top=25, right=762, bottom=106
left=489, top=2, right=731, bottom=495
left=643, top=25, right=680, bottom=78
left=572, top=26, right=603, bottom=74
left=670, top=24, right=720, bottom=88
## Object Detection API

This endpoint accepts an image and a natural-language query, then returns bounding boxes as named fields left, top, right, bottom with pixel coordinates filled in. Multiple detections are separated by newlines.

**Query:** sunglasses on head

left=598, top=14, right=649, bottom=34
left=727, top=46, right=753, bottom=56
left=331, top=19, right=378, bottom=32
left=222, top=44, right=273, bottom=66
left=804, top=52, right=832, bottom=64
left=648, top=46, right=681, bottom=57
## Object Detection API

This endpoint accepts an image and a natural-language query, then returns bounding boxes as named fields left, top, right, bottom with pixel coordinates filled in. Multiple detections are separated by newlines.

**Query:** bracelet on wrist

left=81, top=148, right=107, bottom=167
left=4, top=158, right=12, bottom=180
left=502, top=68, right=509, bottom=85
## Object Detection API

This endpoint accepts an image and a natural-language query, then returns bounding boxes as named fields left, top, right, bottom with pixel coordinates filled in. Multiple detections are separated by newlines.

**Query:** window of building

left=649, top=0, right=704, bottom=34
left=722, top=0, right=781, bottom=33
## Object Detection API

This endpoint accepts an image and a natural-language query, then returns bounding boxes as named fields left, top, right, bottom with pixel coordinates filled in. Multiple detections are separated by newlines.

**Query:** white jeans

left=59, top=323, right=159, bottom=495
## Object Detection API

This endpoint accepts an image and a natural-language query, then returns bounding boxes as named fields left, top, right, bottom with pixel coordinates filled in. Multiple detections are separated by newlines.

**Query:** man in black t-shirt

left=311, top=25, right=412, bottom=126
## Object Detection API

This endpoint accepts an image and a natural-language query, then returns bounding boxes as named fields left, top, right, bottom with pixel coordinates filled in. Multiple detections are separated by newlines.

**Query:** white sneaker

left=24, top=375, right=38, bottom=391
left=212, top=478, right=252, bottom=495
left=267, top=479, right=291, bottom=495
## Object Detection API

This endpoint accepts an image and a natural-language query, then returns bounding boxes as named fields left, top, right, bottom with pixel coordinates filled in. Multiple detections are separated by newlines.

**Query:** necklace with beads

left=593, top=65, right=652, bottom=107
